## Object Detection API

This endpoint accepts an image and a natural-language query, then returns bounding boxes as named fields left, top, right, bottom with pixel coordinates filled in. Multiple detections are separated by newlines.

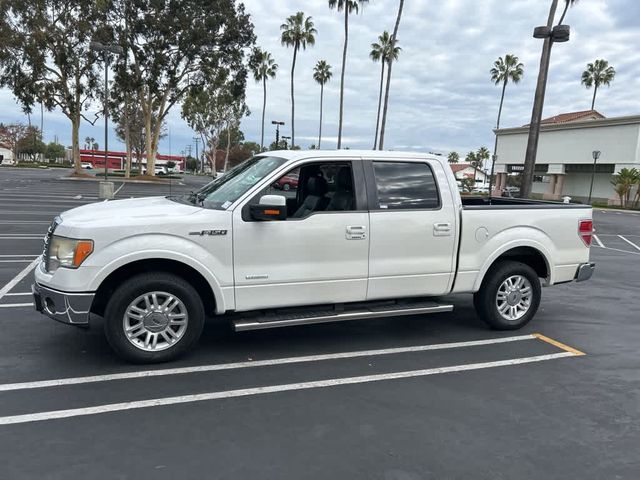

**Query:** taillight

left=579, top=219, right=593, bottom=247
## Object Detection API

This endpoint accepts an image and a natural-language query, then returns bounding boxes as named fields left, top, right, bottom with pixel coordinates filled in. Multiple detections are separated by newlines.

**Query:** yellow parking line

left=533, top=333, right=585, bottom=356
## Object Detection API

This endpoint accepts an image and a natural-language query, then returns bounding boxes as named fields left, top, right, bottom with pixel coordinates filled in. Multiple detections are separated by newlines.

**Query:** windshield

left=191, top=156, right=286, bottom=210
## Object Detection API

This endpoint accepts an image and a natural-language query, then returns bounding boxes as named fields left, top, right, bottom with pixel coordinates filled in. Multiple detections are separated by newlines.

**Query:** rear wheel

left=473, top=260, right=541, bottom=330
left=104, top=272, right=205, bottom=363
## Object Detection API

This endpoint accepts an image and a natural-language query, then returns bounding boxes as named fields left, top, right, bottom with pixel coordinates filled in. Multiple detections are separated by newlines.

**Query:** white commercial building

left=493, top=110, right=640, bottom=204
left=0, top=143, right=14, bottom=165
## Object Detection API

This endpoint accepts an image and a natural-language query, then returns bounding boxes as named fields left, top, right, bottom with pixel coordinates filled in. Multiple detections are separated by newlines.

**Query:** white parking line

left=0, top=260, right=37, bottom=263
left=618, top=235, right=640, bottom=252
left=592, top=245, right=640, bottom=256
left=0, top=352, right=575, bottom=426
left=592, top=234, right=604, bottom=248
left=0, top=257, right=40, bottom=301
left=0, top=303, right=33, bottom=308
left=0, top=334, right=537, bottom=392
left=4, top=292, right=31, bottom=296
left=0, top=255, right=39, bottom=258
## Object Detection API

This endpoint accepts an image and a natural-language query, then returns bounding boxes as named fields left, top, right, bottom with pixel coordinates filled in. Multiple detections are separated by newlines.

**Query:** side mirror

left=250, top=195, right=287, bottom=221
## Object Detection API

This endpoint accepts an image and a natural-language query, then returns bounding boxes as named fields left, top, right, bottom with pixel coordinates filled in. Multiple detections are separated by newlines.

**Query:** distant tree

left=0, top=123, right=28, bottom=162
left=269, top=139, right=288, bottom=150
left=489, top=53, right=524, bottom=192
left=241, top=141, right=261, bottom=155
left=447, top=151, right=460, bottom=164
left=114, top=109, right=165, bottom=172
left=116, top=0, right=254, bottom=175
left=329, top=0, right=368, bottom=149
left=370, top=31, right=401, bottom=149
left=610, top=168, right=637, bottom=208
left=0, top=0, right=103, bottom=173
left=16, top=126, right=45, bottom=162
left=185, top=156, right=198, bottom=173
left=581, top=59, right=615, bottom=111
left=218, top=126, right=245, bottom=151
left=281, top=12, right=317, bottom=149
left=313, top=60, right=332, bottom=149
left=378, top=0, right=405, bottom=150
left=45, top=142, right=66, bottom=161
left=249, top=48, right=278, bottom=151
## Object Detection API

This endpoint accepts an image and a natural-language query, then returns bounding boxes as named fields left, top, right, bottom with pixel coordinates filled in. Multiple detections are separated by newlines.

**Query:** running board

left=233, top=301, right=453, bottom=332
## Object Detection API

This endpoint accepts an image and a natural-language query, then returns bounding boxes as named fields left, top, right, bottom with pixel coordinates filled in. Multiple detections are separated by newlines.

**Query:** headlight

left=47, top=236, right=93, bottom=273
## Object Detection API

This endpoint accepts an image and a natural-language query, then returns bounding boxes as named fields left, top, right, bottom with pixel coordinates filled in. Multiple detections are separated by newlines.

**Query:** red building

left=80, top=149, right=185, bottom=171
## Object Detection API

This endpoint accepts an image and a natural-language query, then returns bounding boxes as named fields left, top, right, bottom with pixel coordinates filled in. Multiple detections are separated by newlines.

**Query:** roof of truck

left=266, top=149, right=442, bottom=161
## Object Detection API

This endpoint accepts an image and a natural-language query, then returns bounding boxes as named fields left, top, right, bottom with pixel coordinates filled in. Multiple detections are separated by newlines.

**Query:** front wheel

left=473, top=260, right=541, bottom=330
left=104, top=272, right=205, bottom=363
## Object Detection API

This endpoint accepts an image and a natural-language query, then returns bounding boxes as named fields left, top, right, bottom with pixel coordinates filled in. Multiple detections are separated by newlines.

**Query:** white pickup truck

left=33, top=151, right=595, bottom=363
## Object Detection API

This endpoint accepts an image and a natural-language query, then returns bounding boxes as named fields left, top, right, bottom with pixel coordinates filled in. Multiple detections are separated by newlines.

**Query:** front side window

left=189, top=156, right=286, bottom=210
left=373, top=161, right=440, bottom=210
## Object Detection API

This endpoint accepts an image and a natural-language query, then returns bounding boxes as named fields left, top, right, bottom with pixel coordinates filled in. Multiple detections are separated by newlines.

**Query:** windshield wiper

left=187, top=191, right=205, bottom=206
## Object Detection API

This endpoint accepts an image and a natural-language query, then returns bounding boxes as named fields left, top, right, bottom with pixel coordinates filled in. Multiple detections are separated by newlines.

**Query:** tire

left=473, top=260, right=541, bottom=330
left=104, top=272, right=205, bottom=363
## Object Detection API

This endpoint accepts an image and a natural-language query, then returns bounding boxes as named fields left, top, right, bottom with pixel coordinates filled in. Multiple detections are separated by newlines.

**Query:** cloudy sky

left=1, top=0, right=639, bottom=157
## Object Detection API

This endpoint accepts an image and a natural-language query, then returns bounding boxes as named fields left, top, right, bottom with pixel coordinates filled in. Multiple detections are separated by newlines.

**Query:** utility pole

left=192, top=137, right=200, bottom=172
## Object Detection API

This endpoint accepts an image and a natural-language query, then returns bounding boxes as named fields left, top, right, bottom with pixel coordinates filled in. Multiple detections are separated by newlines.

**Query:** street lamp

left=89, top=41, right=124, bottom=184
left=271, top=120, right=284, bottom=148
left=282, top=136, right=291, bottom=150
left=192, top=137, right=201, bottom=173
left=588, top=150, right=601, bottom=204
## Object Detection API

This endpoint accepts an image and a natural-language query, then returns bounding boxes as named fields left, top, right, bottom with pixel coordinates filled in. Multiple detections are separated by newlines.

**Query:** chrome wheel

left=496, top=275, right=532, bottom=322
left=123, top=291, right=189, bottom=352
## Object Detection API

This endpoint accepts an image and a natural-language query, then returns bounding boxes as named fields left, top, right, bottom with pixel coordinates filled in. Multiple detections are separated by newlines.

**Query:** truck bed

left=461, top=196, right=589, bottom=209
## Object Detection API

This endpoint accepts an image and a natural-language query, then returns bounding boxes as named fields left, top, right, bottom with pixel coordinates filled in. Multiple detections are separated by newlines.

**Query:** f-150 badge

left=189, top=230, right=228, bottom=236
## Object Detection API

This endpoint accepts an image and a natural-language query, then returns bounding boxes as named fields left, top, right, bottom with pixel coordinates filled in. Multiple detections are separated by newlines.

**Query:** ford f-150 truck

left=32, top=151, right=595, bottom=363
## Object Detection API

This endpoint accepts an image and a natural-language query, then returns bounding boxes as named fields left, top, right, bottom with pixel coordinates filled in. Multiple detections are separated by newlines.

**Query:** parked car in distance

left=81, top=162, right=93, bottom=169
left=33, top=150, right=595, bottom=363
left=274, top=172, right=299, bottom=191
left=142, top=165, right=166, bottom=175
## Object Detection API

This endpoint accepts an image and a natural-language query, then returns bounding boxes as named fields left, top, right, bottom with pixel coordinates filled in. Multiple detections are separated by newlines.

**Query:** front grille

left=42, top=217, right=60, bottom=272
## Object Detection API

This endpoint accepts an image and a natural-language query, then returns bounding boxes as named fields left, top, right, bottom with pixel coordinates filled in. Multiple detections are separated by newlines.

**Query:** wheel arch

left=91, top=258, right=220, bottom=317
left=474, top=243, right=551, bottom=291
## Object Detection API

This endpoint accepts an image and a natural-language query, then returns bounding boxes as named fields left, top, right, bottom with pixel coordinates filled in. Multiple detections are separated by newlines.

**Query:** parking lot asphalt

left=0, top=167, right=639, bottom=479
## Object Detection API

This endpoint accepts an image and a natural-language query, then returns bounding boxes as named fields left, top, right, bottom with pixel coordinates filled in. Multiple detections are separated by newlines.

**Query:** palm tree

left=313, top=60, right=332, bottom=149
left=378, top=0, right=405, bottom=150
left=521, top=0, right=579, bottom=198
left=447, top=151, right=459, bottom=164
left=581, top=59, right=615, bottom=110
left=489, top=54, right=524, bottom=192
left=329, top=0, right=368, bottom=149
left=249, top=48, right=278, bottom=151
left=281, top=12, right=317, bottom=149
left=370, top=31, right=401, bottom=149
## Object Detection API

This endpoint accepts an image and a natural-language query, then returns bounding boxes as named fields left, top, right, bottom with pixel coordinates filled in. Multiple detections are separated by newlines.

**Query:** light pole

left=90, top=41, right=123, bottom=183
left=588, top=150, right=601, bottom=204
left=271, top=120, right=284, bottom=149
left=282, top=136, right=291, bottom=150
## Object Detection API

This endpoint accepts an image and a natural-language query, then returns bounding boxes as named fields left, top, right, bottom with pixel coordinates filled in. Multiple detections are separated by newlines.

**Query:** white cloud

left=1, top=0, right=639, bottom=157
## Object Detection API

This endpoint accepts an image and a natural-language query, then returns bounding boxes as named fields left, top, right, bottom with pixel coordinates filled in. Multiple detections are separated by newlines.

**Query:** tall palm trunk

left=318, top=83, right=324, bottom=148
left=489, top=78, right=508, bottom=194
left=521, top=0, right=560, bottom=198
left=261, top=77, right=267, bottom=150
left=378, top=0, right=404, bottom=150
left=591, top=84, right=598, bottom=110
left=290, top=46, right=298, bottom=148
left=373, top=60, right=385, bottom=149
left=337, top=7, right=349, bottom=149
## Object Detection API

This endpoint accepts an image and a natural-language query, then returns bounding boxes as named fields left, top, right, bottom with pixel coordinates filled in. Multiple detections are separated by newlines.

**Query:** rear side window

left=372, top=161, right=440, bottom=209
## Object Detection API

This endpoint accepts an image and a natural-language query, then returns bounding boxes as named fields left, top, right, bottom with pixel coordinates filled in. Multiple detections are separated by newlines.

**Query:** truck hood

left=59, top=196, right=202, bottom=226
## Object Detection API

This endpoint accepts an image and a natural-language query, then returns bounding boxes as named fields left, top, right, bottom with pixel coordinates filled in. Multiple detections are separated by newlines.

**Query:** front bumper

left=575, top=262, right=596, bottom=282
left=32, top=283, right=94, bottom=326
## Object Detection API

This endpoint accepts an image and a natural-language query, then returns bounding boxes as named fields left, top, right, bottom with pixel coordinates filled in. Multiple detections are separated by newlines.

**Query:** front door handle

left=346, top=225, right=367, bottom=240
left=433, top=222, right=452, bottom=237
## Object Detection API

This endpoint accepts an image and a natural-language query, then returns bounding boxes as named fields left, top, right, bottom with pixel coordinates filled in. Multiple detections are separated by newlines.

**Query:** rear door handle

left=433, top=222, right=452, bottom=237
left=346, top=225, right=367, bottom=240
